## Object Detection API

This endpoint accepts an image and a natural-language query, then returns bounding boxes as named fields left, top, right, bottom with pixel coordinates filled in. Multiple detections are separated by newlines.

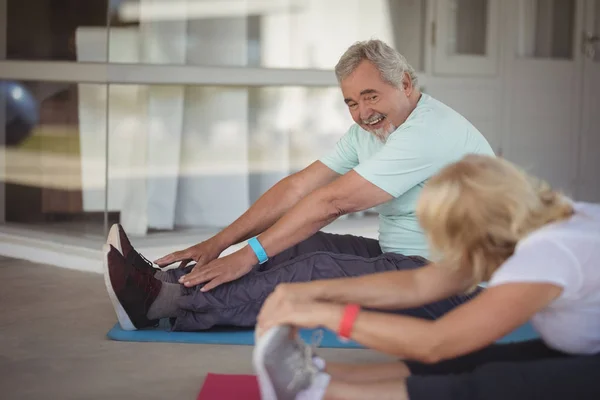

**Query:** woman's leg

left=320, top=346, right=600, bottom=400
left=323, top=340, right=565, bottom=385
left=406, top=351, right=600, bottom=400
left=323, top=379, right=410, bottom=400
left=404, top=339, right=568, bottom=375
left=324, top=361, right=411, bottom=383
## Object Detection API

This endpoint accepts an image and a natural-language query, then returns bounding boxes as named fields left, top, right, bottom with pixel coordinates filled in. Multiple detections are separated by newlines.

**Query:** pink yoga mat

left=197, top=373, right=261, bottom=400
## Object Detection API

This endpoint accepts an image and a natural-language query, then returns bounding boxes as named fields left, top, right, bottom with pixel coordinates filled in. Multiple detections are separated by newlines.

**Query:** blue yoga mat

left=107, top=320, right=539, bottom=348
left=107, top=320, right=361, bottom=348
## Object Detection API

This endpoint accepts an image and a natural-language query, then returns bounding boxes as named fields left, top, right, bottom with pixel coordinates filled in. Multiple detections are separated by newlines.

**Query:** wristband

left=248, top=237, right=269, bottom=264
left=338, top=304, right=361, bottom=340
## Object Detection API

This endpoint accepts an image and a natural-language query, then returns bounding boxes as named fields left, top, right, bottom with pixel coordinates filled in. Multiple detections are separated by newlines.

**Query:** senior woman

left=253, top=154, right=600, bottom=400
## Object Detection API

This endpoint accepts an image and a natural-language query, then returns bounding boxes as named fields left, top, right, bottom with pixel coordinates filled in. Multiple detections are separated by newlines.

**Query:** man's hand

left=178, top=246, right=257, bottom=291
left=256, top=285, right=343, bottom=337
left=154, top=238, right=223, bottom=270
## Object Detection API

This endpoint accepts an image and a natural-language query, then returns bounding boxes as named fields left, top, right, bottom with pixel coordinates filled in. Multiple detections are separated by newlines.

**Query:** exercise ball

left=1, top=81, right=39, bottom=146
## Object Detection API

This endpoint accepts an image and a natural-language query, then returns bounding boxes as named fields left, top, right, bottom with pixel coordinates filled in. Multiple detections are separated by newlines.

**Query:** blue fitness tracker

left=248, top=237, right=269, bottom=264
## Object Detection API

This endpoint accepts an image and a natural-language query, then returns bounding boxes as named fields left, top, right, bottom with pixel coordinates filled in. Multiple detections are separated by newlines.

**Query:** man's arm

left=253, top=122, right=451, bottom=262
left=178, top=170, right=395, bottom=288
left=211, top=161, right=340, bottom=251
left=156, top=161, right=340, bottom=268
left=256, top=170, right=393, bottom=261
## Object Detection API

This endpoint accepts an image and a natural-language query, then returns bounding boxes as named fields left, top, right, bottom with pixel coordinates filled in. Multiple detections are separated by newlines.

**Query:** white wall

left=389, top=0, right=426, bottom=70
left=575, top=0, right=600, bottom=202
left=501, top=0, right=583, bottom=197
left=420, top=0, right=592, bottom=202
left=422, top=76, right=503, bottom=155
left=417, top=0, right=505, bottom=158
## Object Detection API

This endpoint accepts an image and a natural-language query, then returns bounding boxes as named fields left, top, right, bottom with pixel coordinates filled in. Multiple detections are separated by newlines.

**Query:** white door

left=576, top=0, right=600, bottom=202
left=504, top=0, right=584, bottom=197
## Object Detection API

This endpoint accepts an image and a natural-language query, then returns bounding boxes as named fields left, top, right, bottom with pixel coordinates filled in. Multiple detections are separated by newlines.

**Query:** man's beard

left=370, top=124, right=396, bottom=143
left=363, top=113, right=396, bottom=143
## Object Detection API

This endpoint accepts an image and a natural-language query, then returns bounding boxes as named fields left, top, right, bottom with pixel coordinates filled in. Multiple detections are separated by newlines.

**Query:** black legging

left=405, top=339, right=600, bottom=400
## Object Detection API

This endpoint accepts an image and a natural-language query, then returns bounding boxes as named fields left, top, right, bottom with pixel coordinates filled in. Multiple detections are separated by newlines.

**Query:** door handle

left=585, top=34, right=600, bottom=43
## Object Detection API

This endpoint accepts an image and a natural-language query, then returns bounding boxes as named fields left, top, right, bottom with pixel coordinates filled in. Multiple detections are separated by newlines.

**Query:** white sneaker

left=253, top=326, right=321, bottom=400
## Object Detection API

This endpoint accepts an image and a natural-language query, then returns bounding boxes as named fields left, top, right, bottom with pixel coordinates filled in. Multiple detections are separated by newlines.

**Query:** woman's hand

left=256, top=285, right=343, bottom=337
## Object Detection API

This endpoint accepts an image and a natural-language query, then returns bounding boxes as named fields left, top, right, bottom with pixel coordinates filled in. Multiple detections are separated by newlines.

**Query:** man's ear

left=402, top=72, right=413, bottom=96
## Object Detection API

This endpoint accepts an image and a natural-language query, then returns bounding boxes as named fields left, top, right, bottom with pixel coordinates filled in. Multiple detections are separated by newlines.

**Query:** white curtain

left=76, top=4, right=250, bottom=235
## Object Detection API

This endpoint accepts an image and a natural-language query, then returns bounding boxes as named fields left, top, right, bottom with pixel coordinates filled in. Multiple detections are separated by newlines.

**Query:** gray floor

left=0, top=257, right=392, bottom=400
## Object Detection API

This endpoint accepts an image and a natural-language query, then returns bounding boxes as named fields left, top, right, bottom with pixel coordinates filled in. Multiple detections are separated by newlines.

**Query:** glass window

left=447, top=0, right=489, bottom=56
left=2, top=0, right=426, bottom=70
left=102, top=84, right=351, bottom=235
left=102, top=0, right=424, bottom=70
left=1, top=80, right=352, bottom=238
left=1, top=79, right=108, bottom=236
left=516, top=0, right=576, bottom=59
left=433, top=0, right=499, bottom=76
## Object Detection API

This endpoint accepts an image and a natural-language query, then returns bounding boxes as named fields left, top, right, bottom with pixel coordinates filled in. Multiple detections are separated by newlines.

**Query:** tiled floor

left=0, top=256, right=392, bottom=400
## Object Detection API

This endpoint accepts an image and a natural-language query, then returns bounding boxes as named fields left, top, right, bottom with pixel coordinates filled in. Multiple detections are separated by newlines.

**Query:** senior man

left=104, top=39, right=495, bottom=331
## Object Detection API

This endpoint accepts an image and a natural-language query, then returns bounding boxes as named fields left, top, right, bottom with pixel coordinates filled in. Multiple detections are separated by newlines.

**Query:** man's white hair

left=335, top=39, right=419, bottom=89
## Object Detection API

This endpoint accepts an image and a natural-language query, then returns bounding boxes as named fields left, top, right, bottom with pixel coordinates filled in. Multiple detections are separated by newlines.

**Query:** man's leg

left=260, top=231, right=383, bottom=269
left=154, top=266, right=192, bottom=283
left=161, top=231, right=383, bottom=284
left=172, top=251, right=437, bottom=330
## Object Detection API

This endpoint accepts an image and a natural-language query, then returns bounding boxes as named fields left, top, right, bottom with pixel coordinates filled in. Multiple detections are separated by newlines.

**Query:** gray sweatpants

left=163, top=232, right=478, bottom=331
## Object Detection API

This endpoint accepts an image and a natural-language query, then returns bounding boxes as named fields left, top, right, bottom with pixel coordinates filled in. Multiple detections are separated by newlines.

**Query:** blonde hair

left=417, top=155, right=574, bottom=291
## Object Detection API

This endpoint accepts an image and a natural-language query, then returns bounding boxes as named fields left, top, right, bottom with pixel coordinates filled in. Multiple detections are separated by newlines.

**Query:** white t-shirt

left=489, top=202, right=600, bottom=355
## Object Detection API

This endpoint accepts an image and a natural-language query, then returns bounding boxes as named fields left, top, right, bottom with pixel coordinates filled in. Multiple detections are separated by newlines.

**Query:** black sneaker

left=106, top=223, right=157, bottom=274
left=253, top=326, right=320, bottom=400
left=103, top=244, right=162, bottom=330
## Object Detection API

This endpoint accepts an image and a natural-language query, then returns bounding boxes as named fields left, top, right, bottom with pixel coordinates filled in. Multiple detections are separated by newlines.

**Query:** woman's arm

left=312, top=282, right=562, bottom=362
left=276, top=262, right=474, bottom=310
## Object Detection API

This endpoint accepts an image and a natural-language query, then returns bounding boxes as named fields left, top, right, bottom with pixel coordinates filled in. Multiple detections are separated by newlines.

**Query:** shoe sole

left=106, top=224, right=123, bottom=255
left=252, top=326, right=290, bottom=400
left=102, top=244, right=136, bottom=331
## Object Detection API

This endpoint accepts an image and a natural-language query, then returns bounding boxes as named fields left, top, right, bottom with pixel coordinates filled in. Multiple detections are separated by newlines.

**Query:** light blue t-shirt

left=320, top=93, right=495, bottom=258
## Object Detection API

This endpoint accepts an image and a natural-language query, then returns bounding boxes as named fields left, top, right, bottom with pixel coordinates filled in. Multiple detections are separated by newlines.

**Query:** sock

left=296, top=372, right=330, bottom=400
left=147, top=282, right=181, bottom=319
left=154, top=270, right=179, bottom=283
